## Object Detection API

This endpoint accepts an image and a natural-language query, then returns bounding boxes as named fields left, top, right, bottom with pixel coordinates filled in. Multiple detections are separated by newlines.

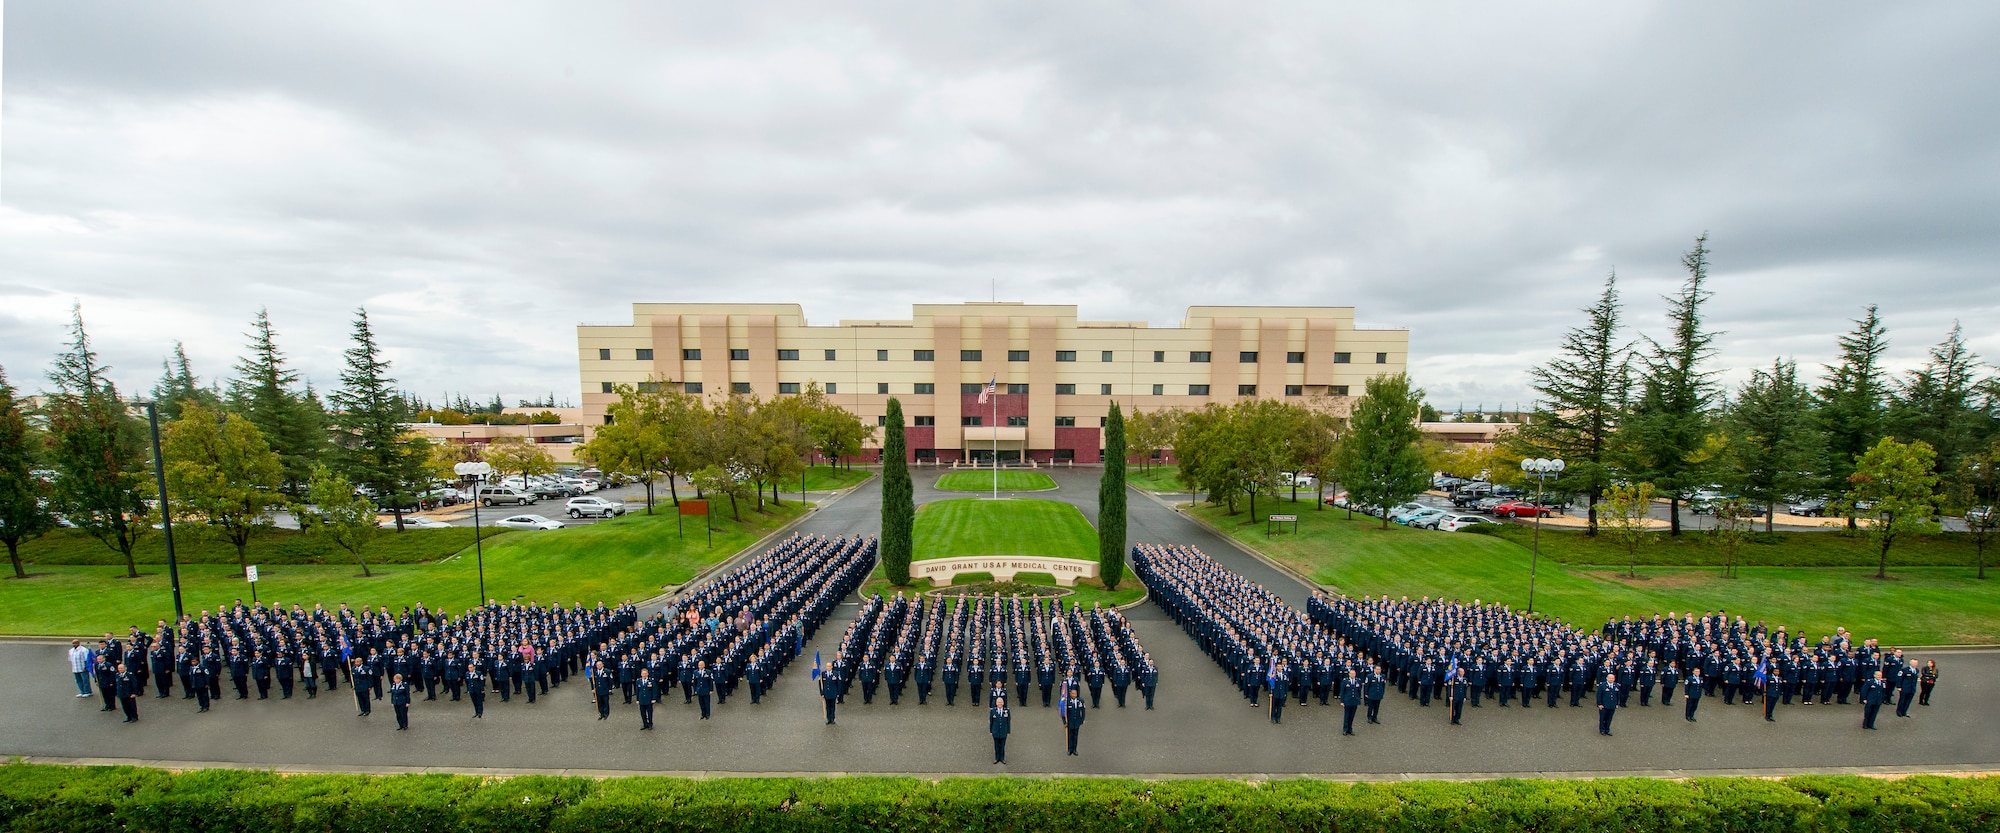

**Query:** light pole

left=456, top=459, right=492, bottom=603
left=1520, top=457, right=1565, bottom=616
left=138, top=400, right=185, bottom=620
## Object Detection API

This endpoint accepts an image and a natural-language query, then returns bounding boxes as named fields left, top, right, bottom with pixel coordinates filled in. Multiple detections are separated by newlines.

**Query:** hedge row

left=1, top=764, right=1995, bottom=833
left=17, top=527, right=495, bottom=567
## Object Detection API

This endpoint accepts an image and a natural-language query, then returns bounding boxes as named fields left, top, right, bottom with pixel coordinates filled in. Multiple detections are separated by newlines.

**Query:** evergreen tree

left=0, top=367, right=55, bottom=579
left=44, top=305, right=152, bottom=578
left=880, top=398, right=913, bottom=585
left=229, top=309, right=326, bottom=495
left=151, top=341, right=220, bottom=420
left=1329, top=373, right=1429, bottom=529
left=329, top=308, right=430, bottom=530
left=1815, top=305, right=1890, bottom=530
left=1620, top=234, right=1721, bottom=535
left=1509, top=271, right=1631, bottom=536
left=1892, top=323, right=1986, bottom=487
left=1722, top=358, right=1823, bottom=531
left=1098, top=402, right=1128, bottom=590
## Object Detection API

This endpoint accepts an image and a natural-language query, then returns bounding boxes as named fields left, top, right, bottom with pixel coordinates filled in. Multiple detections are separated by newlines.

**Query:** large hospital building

left=576, top=302, right=1408, bottom=464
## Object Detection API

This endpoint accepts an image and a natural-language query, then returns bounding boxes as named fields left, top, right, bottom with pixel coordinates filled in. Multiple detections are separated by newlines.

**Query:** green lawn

left=934, top=470, right=1058, bottom=492
left=1127, top=464, right=1185, bottom=493
left=1484, top=522, right=1992, bottom=568
left=798, top=465, right=874, bottom=492
left=1189, top=502, right=2000, bottom=646
left=913, top=498, right=1095, bottom=559
left=9, top=526, right=485, bottom=567
left=0, top=503, right=808, bottom=637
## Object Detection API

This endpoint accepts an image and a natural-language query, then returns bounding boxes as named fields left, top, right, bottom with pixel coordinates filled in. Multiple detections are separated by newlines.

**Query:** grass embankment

left=934, top=470, right=1058, bottom=492
left=1188, top=497, right=2000, bottom=645
left=1127, top=464, right=1185, bottom=493
left=864, top=498, right=1145, bottom=608
left=9, top=526, right=483, bottom=567
left=1483, top=522, right=1993, bottom=567
left=797, top=465, right=874, bottom=492
left=0, top=503, right=809, bottom=637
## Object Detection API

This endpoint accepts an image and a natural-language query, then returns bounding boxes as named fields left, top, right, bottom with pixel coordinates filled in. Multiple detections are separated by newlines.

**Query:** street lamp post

left=456, top=459, right=493, bottom=603
left=1520, top=457, right=1565, bottom=616
left=138, top=401, right=186, bottom=620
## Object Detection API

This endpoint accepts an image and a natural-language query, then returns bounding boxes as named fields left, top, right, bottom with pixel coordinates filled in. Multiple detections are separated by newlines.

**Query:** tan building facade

left=577, top=302, right=1409, bottom=463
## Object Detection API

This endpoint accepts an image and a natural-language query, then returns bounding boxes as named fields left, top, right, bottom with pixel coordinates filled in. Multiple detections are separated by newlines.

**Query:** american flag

left=977, top=376, right=996, bottom=404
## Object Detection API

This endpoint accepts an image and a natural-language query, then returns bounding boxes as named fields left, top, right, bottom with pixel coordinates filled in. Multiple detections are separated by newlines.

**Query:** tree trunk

left=727, top=492, right=742, bottom=521
left=353, top=547, right=372, bottom=578
left=1877, top=526, right=1890, bottom=580
left=644, top=480, right=655, bottom=514
left=234, top=537, right=249, bottom=578
left=1668, top=497, right=1681, bottom=536
left=121, top=541, right=138, bottom=580
left=1765, top=506, right=1775, bottom=534
left=771, top=480, right=782, bottom=507
left=5, top=539, right=23, bottom=579
left=1585, top=493, right=1599, bottom=537
left=1249, top=489, right=1257, bottom=522
left=393, top=505, right=406, bottom=532
left=666, top=471, right=680, bottom=506
left=1315, top=480, right=1324, bottom=511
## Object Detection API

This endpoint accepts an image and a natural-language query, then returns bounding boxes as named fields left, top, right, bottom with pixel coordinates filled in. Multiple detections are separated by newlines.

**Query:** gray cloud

left=2, top=1, right=1994, bottom=410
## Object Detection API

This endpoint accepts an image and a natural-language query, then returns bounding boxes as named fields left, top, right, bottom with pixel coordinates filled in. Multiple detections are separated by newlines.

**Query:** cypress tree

left=1098, top=402, right=1128, bottom=590
left=881, top=397, right=913, bottom=585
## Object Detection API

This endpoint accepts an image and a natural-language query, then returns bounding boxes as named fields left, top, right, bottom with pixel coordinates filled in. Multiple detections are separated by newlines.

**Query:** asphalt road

left=6, top=467, right=1995, bottom=777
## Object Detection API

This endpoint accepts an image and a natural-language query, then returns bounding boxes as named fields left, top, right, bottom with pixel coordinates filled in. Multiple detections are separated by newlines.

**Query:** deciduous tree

left=0, top=368, right=54, bottom=579
left=1601, top=482, right=1656, bottom=579
left=300, top=466, right=377, bottom=577
left=163, top=401, right=284, bottom=576
left=1844, top=437, right=1941, bottom=580
left=481, top=436, right=556, bottom=495
left=1330, top=373, right=1429, bottom=529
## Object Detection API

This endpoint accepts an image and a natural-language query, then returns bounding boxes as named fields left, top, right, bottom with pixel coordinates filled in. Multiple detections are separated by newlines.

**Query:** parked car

left=1403, top=507, right=1449, bottom=529
left=477, top=486, right=538, bottom=507
left=1491, top=500, right=1553, bottom=519
left=381, top=516, right=454, bottom=529
left=1383, top=502, right=1427, bottom=522
left=565, top=496, right=626, bottom=519
left=1787, top=498, right=1827, bottom=517
left=1473, top=496, right=1511, bottom=513
left=1451, top=483, right=1493, bottom=507
left=1438, top=513, right=1496, bottom=533
left=559, top=477, right=599, bottom=494
left=1968, top=506, right=1995, bottom=526
left=495, top=514, right=564, bottom=531
left=1323, top=492, right=1349, bottom=507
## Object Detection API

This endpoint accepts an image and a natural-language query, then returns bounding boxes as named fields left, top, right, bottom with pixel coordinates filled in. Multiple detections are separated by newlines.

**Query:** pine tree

left=0, top=367, right=56, bottom=579
left=1620, top=234, right=1721, bottom=535
left=151, top=341, right=220, bottom=421
left=1098, top=402, right=1128, bottom=590
left=1815, top=305, right=1890, bottom=530
left=1892, top=323, right=1986, bottom=487
left=1330, top=373, right=1429, bottom=529
left=329, top=308, right=429, bottom=530
left=229, top=309, right=326, bottom=495
left=1509, top=271, right=1631, bottom=536
left=1722, top=358, right=1823, bottom=531
left=880, top=398, right=913, bottom=586
left=44, top=305, right=152, bottom=578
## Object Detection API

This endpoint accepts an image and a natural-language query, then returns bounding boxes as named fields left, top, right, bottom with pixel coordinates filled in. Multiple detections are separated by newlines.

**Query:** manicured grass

left=1483, top=522, right=1991, bottom=567
left=1127, top=464, right=1186, bottom=493
left=9, top=526, right=484, bottom=567
left=797, top=465, right=874, bottom=492
left=0, top=503, right=809, bottom=636
left=1189, top=501, right=2000, bottom=646
left=935, top=470, right=1059, bottom=492
left=913, top=498, right=1096, bottom=560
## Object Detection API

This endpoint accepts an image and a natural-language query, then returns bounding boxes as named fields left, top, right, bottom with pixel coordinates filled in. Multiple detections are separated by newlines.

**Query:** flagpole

left=992, top=376, right=999, bottom=501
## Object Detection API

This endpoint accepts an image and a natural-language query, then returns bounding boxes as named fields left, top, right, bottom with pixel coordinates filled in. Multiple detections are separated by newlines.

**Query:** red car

left=1491, top=501, right=1553, bottom=519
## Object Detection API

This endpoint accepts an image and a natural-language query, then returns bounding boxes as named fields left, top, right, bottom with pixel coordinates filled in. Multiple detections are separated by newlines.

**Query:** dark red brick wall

left=1054, top=427, right=1101, bottom=463
left=958, top=392, right=1028, bottom=422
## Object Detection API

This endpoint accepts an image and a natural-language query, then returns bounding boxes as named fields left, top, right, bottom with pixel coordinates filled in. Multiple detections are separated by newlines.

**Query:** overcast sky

left=3, top=2, right=1995, bottom=411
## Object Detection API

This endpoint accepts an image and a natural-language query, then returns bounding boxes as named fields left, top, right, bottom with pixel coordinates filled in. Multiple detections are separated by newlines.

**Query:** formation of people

left=1133, top=542, right=1938, bottom=736
left=77, top=533, right=876, bottom=731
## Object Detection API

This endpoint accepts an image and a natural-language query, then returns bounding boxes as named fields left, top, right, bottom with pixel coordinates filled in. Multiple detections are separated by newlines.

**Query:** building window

left=1055, top=384, right=1076, bottom=395
left=1238, top=384, right=1258, bottom=396
left=877, top=349, right=889, bottom=362
left=1007, top=383, right=1028, bottom=395
left=1054, top=449, right=1075, bottom=461
left=825, top=349, right=837, bottom=361
left=1152, top=384, right=1164, bottom=396
left=1189, top=384, right=1210, bottom=396
left=600, top=382, right=614, bottom=393
left=1100, top=384, right=1112, bottom=395
left=1376, top=352, right=1389, bottom=364
left=684, top=382, right=703, bottom=394
left=1332, top=385, right=1350, bottom=396
left=1055, top=351, right=1076, bottom=362
left=1153, top=351, right=1165, bottom=363
left=961, top=383, right=984, bottom=394
left=914, top=350, right=934, bottom=362
left=824, top=383, right=837, bottom=394
left=683, top=348, right=701, bottom=361
left=779, top=382, right=800, bottom=394
left=1285, top=385, right=1302, bottom=396
left=914, top=416, right=936, bottom=427
left=1240, top=351, right=1257, bottom=363
left=1101, top=351, right=1114, bottom=362
left=636, top=348, right=654, bottom=361
left=1008, top=350, right=1030, bottom=362
left=777, top=349, right=800, bottom=361
left=637, top=382, right=660, bottom=393
left=731, top=382, right=751, bottom=394
left=961, top=350, right=982, bottom=362
left=1055, top=416, right=1077, bottom=427
left=1287, top=352, right=1304, bottom=364
left=961, top=416, right=982, bottom=426
left=877, top=382, right=890, bottom=394
left=731, top=349, right=749, bottom=361
left=914, top=448, right=936, bottom=460
left=1333, top=352, right=1351, bottom=364
left=1101, top=416, right=1110, bottom=427
left=878, top=416, right=887, bottom=426
left=1190, top=352, right=1211, bottom=363
left=914, top=383, right=935, bottom=394
left=597, top=348, right=611, bottom=361
left=1006, top=416, right=1029, bottom=427
left=604, top=414, right=615, bottom=425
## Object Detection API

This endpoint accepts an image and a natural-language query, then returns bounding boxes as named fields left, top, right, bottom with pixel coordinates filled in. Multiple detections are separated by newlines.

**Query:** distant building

left=1420, top=421, right=1517, bottom=447
left=577, top=301, right=1409, bottom=463
left=402, top=407, right=592, bottom=464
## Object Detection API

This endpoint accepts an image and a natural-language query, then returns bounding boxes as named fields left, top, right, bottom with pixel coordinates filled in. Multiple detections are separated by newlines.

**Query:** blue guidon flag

left=811, top=650, right=823, bottom=681
left=977, top=376, right=996, bottom=404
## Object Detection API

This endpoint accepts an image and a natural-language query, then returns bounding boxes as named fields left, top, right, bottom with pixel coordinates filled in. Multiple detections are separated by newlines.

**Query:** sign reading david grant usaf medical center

left=915, top=556, right=1100, bottom=586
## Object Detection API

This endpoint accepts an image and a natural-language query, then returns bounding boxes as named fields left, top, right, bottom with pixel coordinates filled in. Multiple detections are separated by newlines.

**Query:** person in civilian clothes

left=1918, top=660, right=1938, bottom=706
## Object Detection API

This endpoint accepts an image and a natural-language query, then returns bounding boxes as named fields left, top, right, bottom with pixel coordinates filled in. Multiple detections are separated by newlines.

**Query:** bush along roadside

left=0, top=764, right=1996, bottom=833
